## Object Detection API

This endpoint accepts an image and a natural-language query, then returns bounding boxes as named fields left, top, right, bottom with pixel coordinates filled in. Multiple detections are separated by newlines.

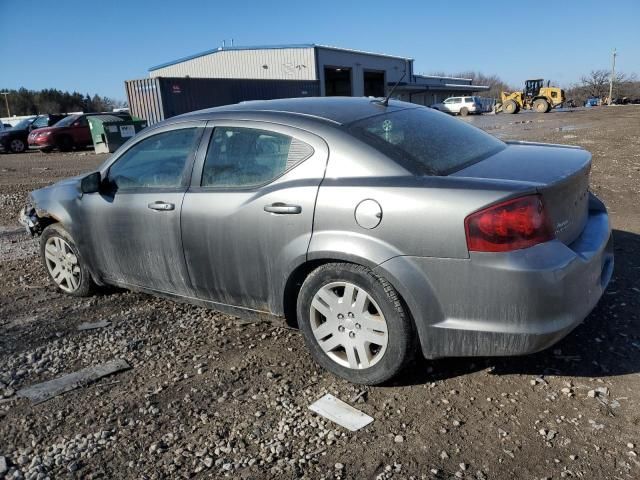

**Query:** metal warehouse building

left=127, top=44, right=488, bottom=124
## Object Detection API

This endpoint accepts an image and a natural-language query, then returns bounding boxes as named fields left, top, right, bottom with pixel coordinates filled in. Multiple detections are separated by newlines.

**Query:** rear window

left=347, top=107, right=505, bottom=175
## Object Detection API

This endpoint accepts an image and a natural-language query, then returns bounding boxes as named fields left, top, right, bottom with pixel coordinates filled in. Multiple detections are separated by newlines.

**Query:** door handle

left=147, top=201, right=175, bottom=211
left=264, top=202, right=302, bottom=214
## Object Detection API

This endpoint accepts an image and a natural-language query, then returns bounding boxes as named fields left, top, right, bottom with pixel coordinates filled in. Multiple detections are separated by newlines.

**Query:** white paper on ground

left=308, top=393, right=374, bottom=431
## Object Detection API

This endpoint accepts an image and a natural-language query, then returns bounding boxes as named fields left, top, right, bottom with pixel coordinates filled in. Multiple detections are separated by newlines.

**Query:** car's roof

left=177, top=97, right=417, bottom=126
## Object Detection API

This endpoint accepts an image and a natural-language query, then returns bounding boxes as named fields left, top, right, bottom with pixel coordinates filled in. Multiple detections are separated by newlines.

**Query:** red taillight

left=465, top=195, right=554, bottom=252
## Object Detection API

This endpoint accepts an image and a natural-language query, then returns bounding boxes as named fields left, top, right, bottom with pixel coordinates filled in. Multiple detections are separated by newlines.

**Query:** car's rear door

left=81, top=121, right=205, bottom=295
left=181, top=121, right=328, bottom=313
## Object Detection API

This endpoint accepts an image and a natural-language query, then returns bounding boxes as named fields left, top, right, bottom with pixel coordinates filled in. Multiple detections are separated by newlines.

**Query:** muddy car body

left=21, top=98, right=614, bottom=384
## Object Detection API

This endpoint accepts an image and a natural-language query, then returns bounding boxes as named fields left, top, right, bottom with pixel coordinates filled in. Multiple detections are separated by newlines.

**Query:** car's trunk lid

left=451, top=142, right=591, bottom=245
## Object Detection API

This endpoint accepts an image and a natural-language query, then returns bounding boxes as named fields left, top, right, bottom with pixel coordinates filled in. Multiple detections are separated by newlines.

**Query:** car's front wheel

left=297, top=263, right=416, bottom=385
left=40, top=224, right=95, bottom=296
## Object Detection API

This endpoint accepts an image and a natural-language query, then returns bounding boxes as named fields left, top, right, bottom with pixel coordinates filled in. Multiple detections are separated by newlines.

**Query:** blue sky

left=1, top=0, right=638, bottom=100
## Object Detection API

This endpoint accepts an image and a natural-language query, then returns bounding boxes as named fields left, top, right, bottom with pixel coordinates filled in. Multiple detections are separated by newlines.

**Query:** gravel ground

left=1, top=106, right=639, bottom=479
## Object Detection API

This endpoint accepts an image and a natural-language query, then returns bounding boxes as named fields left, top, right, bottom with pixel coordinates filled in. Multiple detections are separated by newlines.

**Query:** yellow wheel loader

left=500, top=79, right=565, bottom=114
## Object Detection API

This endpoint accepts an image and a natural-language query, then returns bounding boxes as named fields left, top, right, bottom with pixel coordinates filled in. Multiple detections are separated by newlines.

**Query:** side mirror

left=80, top=172, right=101, bottom=194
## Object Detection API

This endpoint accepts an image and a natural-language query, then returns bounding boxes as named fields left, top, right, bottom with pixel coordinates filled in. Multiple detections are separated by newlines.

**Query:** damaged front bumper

left=18, top=205, right=42, bottom=236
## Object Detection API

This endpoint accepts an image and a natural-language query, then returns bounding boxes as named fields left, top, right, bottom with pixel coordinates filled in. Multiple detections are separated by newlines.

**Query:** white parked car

left=431, top=96, right=485, bottom=116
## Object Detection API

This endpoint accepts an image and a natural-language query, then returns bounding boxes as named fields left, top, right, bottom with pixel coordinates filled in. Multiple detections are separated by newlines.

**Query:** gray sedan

left=20, top=98, right=614, bottom=385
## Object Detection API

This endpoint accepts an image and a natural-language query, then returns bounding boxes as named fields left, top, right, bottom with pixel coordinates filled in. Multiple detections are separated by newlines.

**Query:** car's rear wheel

left=40, top=224, right=94, bottom=296
left=297, top=263, right=416, bottom=385
left=9, top=138, right=26, bottom=153
left=459, top=107, right=469, bottom=117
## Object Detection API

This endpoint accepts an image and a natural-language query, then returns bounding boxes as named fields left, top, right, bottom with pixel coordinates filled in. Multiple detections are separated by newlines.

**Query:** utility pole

left=0, top=92, right=10, bottom=117
left=608, top=48, right=617, bottom=105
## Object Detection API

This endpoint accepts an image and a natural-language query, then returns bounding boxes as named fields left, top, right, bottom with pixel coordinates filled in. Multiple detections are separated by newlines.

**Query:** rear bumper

left=376, top=195, right=613, bottom=358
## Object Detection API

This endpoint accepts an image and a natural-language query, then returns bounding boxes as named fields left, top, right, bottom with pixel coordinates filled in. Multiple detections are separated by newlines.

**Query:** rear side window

left=464, top=98, right=474, bottom=103
left=348, top=107, right=505, bottom=175
left=202, top=127, right=313, bottom=187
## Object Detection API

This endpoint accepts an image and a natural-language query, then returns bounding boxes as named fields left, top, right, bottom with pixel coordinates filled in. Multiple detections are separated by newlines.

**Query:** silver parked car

left=20, top=98, right=613, bottom=385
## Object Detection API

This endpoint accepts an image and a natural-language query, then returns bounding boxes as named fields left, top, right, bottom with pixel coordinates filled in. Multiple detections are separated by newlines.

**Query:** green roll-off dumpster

left=88, top=115, right=147, bottom=153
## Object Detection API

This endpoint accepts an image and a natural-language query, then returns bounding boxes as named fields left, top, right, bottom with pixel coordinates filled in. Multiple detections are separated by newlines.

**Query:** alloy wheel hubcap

left=309, top=281, right=388, bottom=369
left=11, top=139, right=25, bottom=152
left=44, top=236, right=81, bottom=292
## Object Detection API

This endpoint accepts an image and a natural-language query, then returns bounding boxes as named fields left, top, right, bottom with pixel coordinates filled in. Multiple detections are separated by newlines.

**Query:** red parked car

left=28, top=112, right=130, bottom=152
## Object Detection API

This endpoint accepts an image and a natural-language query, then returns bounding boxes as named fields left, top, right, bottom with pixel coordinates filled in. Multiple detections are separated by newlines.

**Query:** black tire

left=459, top=107, right=469, bottom=117
left=533, top=98, right=549, bottom=113
left=40, top=224, right=95, bottom=297
left=9, top=138, right=26, bottom=153
left=503, top=99, right=518, bottom=114
left=296, top=263, right=416, bottom=385
left=58, top=136, right=74, bottom=152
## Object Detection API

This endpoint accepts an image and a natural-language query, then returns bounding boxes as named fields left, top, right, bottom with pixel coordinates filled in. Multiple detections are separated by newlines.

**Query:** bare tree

left=568, top=70, right=639, bottom=104
left=579, top=70, right=611, bottom=99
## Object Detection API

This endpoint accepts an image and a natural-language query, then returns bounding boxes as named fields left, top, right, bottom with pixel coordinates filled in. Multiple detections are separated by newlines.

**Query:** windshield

left=347, top=107, right=505, bottom=175
left=12, top=118, right=35, bottom=130
left=53, top=115, right=80, bottom=127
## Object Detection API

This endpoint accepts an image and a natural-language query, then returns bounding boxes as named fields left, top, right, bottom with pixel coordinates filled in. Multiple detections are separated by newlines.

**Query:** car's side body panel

left=310, top=175, right=533, bottom=263
left=181, top=120, right=330, bottom=313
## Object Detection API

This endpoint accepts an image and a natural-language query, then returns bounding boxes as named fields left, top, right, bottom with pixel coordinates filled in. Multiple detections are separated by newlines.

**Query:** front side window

left=348, top=107, right=505, bottom=175
left=108, top=127, right=200, bottom=190
left=452, top=98, right=462, bottom=103
left=444, top=98, right=453, bottom=104
left=201, top=127, right=313, bottom=187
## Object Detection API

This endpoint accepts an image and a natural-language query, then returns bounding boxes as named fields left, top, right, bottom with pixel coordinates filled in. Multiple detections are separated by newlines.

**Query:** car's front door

left=181, top=121, right=328, bottom=313
left=71, top=116, right=92, bottom=147
left=80, top=122, right=204, bottom=295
